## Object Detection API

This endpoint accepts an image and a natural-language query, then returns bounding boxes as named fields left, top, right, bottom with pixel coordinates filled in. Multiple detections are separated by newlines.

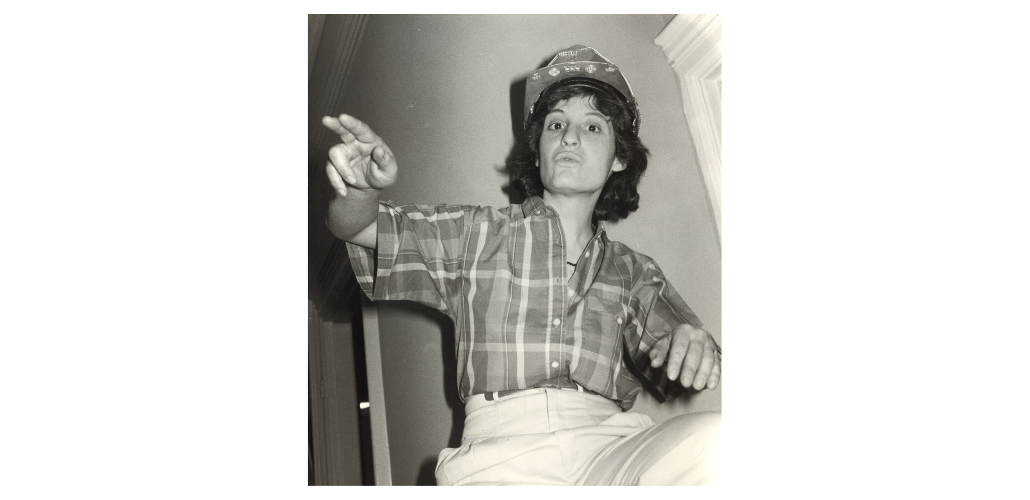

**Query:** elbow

left=325, top=196, right=378, bottom=248
left=326, top=221, right=349, bottom=242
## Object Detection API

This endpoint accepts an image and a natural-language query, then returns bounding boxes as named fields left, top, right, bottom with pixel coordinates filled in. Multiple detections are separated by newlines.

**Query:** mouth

left=553, top=151, right=582, bottom=164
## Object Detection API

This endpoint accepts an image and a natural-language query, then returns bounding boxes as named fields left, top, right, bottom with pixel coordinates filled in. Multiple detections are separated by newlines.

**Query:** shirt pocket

left=578, top=296, right=627, bottom=377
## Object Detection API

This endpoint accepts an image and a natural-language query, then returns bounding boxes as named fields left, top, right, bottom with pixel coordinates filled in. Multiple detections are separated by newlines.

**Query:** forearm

left=321, top=114, right=398, bottom=249
left=326, top=188, right=380, bottom=248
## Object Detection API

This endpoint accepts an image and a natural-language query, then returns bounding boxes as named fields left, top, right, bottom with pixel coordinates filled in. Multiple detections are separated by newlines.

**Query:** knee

left=670, top=411, right=721, bottom=438
left=637, top=412, right=721, bottom=485
left=666, top=412, right=721, bottom=462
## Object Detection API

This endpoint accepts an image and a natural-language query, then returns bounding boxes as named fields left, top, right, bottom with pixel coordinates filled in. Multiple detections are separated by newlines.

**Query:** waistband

left=484, top=380, right=584, bottom=402
left=465, top=383, right=605, bottom=416
left=462, top=387, right=623, bottom=438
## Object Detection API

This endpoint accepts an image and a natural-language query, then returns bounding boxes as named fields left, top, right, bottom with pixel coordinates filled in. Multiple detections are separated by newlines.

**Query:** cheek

left=537, top=137, right=558, bottom=164
left=539, top=134, right=559, bottom=151
left=590, top=138, right=618, bottom=164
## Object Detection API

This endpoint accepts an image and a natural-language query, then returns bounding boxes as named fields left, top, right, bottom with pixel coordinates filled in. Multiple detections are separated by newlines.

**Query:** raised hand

left=322, top=114, right=399, bottom=196
left=648, top=324, right=721, bottom=391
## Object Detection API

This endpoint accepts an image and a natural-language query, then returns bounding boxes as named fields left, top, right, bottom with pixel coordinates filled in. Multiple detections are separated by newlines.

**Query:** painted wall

left=322, top=14, right=721, bottom=485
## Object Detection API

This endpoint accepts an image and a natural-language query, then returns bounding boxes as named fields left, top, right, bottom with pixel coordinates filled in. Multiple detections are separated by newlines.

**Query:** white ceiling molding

left=655, top=14, right=722, bottom=245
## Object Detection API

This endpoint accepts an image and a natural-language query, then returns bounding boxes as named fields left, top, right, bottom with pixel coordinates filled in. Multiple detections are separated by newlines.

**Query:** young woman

left=324, top=45, right=721, bottom=485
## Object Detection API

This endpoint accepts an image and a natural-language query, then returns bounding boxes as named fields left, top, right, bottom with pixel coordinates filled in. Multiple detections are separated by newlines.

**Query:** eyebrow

left=545, top=109, right=610, bottom=121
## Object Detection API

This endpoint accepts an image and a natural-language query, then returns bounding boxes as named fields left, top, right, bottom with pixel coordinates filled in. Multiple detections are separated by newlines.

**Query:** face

left=537, top=95, right=625, bottom=198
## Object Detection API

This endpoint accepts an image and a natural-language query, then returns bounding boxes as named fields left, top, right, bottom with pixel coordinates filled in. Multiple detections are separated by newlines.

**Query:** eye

left=587, top=124, right=602, bottom=133
left=547, top=121, right=564, bottom=131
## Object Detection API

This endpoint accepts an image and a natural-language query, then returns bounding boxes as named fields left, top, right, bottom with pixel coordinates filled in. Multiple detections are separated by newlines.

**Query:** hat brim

left=524, top=61, right=638, bottom=133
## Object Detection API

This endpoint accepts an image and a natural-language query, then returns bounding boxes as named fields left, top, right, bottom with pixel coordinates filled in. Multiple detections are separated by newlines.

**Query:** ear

left=610, top=158, right=626, bottom=173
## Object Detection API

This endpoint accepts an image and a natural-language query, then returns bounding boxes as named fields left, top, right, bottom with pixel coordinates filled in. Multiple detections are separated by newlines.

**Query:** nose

left=561, top=127, right=579, bottom=146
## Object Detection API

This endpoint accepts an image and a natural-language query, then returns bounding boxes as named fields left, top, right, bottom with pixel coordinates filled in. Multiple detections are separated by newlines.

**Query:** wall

left=317, top=14, right=722, bottom=485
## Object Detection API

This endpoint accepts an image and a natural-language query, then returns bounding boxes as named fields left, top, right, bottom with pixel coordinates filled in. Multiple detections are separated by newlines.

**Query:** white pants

left=435, top=387, right=720, bottom=485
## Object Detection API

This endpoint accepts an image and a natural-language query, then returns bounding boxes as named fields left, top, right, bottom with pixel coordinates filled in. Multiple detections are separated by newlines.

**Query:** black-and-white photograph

left=10, top=6, right=1030, bottom=497
left=308, top=14, right=723, bottom=486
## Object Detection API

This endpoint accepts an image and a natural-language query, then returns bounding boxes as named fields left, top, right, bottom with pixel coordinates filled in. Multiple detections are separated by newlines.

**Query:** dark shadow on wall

left=498, top=75, right=529, bottom=205
left=416, top=456, right=439, bottom=486
left=423, top=303, right=464, bottom=453
left=382, top=300, right=463, bottom=486
left=498, top=55, right=559, bottom=205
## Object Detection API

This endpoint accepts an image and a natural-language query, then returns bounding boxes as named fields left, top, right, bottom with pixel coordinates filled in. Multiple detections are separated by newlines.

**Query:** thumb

left=649, top=335, right=671, bottom=368
left=369, top=146, right=397, bottom=182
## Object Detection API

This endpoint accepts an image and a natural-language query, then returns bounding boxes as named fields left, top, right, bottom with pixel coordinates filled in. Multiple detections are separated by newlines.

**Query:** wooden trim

left=360, top=296, right=393, bottom=485
left=308, top=14, right=326, bottom=79
left=656, top=14, right=722, bottom=246
left=308, top=300, right=362, bottom=485
left=309, top=15, right=377, bottom=485
left=308, top=14, right=370, bottom=173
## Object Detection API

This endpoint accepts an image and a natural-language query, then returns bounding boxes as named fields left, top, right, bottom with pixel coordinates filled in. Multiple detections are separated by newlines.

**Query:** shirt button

left=616, top=317, right=623, bottom=325
left=567, top=289, right=575, bottom=298
left=553, top=319, right=562, bottom=326
left=551, top=361, right=559, bottom=368
left=584, top=251, right=590, bottom=258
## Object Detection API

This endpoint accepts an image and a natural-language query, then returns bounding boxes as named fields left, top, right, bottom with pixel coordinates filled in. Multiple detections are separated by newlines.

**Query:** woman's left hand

left=648, top=324, right=721, bottom=390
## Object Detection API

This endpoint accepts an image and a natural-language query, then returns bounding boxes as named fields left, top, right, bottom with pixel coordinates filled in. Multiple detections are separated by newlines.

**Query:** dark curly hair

left=511, top=79, right=649, bottom=224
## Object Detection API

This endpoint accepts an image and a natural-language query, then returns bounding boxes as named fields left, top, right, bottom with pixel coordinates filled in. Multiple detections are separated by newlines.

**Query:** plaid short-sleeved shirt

left=346, top=196, right=703, bottom=409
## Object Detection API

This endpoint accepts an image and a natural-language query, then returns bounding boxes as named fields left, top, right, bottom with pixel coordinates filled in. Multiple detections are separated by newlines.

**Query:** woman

left=324, top=45, right=721, bottom=485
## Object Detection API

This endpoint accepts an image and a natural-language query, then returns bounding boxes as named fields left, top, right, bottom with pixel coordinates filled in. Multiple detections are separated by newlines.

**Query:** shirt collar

left=521, top=195, right=609, bottom=241
left=521, top=195, right=548, bottom=217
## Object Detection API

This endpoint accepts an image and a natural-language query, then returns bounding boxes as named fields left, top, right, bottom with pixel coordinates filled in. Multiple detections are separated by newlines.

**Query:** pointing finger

left=322, top=115, right=344, bottom=134
left=337, top=114, right=382, bottom=145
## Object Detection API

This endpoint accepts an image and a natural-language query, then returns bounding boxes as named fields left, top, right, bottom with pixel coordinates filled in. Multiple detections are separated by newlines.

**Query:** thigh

left=435, top=432, right=567, bottom=486
left=576, top=411, right=722, bottom=486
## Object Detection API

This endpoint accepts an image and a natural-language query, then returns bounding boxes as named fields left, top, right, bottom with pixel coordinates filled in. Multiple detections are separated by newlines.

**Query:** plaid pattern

left=346, top=196, right=703, bottom=409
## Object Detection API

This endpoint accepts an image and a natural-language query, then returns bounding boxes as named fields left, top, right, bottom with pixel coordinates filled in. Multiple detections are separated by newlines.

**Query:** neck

left=542, top=192, right=597, bottom=256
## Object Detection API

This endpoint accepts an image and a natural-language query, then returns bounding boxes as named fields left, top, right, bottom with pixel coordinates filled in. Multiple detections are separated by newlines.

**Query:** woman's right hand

left=322, top=114, right=399, bottom=196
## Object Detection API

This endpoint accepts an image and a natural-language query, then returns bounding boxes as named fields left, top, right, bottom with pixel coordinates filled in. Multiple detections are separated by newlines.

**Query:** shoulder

left=603, top=236, right=664, bottom=277
left=604, top=237, right=656, bottom=265
left=380, top=200, right=512, bottom=224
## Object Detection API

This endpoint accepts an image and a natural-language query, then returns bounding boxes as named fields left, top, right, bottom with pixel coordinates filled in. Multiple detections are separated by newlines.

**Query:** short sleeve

left=345, top=201, right=470, bottom=316
left=622, top=259, right=705, bottom=402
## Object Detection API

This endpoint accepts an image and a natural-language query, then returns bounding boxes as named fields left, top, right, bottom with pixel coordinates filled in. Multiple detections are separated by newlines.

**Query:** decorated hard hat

left=524, top=45, right=640, bottom=134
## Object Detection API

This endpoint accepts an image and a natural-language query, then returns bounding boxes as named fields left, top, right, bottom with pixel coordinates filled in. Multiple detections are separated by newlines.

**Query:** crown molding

left=656, top=14, right=722, bottom=246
